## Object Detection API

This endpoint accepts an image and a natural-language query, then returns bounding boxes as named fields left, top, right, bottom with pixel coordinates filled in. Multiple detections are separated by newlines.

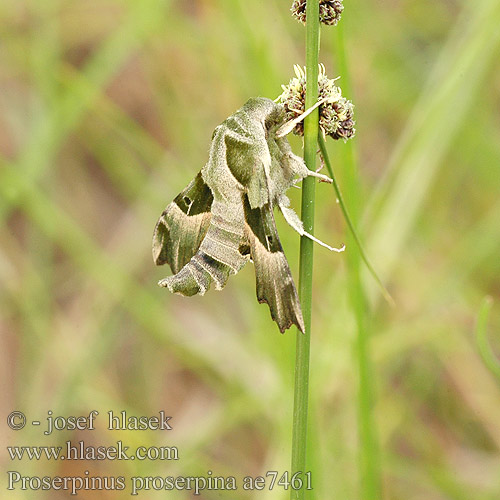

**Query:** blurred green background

left=1, top=0, right=500, bottom=498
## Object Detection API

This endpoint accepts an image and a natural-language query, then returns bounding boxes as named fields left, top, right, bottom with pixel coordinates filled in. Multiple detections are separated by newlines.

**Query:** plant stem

left=333, top=21, right=382, bottom=500
left=291, top=1, right=320, bottom=499
left=476, top=297, right=500, bottom=380
left=318, top=136, right=393, bottom=306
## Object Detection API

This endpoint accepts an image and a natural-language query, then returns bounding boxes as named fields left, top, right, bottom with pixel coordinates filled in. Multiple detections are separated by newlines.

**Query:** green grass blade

left=365, top=0, right=500, bottom=305
left=476, top=297, right=500, bottom=381
left=332, top=18, right=382, bottom=500
left=318, top=135, right=394, bottom=306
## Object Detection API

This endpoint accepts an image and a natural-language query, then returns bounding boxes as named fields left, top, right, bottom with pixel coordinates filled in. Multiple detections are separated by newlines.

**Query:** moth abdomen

left=159, top=249, right=238, bottom=296
left=192, top=253, right=230, bottom=291
left=158, top=264, right=205, bottom=297
left=160, top=204, right=250, bottom=297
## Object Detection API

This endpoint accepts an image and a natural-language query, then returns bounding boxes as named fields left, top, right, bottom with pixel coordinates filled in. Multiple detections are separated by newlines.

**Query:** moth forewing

left=152, top=173, right=213, bottom=272
left=242, top=195, right=305, bottom=333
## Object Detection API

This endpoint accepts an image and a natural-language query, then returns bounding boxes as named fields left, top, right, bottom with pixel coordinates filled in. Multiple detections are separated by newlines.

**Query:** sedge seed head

left=278, top=64, right=355, bottom=141
left=291, top=0, right=344, bottom=26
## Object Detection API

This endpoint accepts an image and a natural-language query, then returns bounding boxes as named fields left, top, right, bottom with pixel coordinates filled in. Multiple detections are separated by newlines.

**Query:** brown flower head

left=291, top=0, right=344, bottom=26
left=278, top=64, right=355, bottom=141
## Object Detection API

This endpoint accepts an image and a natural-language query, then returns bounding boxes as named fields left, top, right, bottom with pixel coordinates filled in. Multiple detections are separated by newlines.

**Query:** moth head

left=241, top=97, right=286, bottom=136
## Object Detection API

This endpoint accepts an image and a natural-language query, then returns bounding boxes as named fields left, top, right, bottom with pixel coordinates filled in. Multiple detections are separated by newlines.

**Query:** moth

left=153, top=97, right=342, bottom=333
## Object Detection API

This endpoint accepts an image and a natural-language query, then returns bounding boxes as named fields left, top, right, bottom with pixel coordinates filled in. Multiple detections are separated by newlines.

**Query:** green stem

left=476, top=297, right=500, bottom=380
left=291, top=1, right=320, bottom=499
left=333, top=21, right=382, bottom=500
left=318, top=136, right=393, bottom=306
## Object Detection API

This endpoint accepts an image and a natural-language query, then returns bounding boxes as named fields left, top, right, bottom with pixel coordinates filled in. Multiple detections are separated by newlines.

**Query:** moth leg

left=278, top=196, right=345, bottom=253
left=307, top=169, right=332, bottom=184
left=286, top=151, right=332, bottom=184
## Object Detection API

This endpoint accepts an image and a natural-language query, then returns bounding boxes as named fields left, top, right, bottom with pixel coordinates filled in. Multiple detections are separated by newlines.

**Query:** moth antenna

left=276, top=97, right=330, bottom=138
left=303, top=231, right=345, bottom=253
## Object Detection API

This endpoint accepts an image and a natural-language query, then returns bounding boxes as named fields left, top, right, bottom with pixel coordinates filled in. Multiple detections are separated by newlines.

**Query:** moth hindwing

left=153, top=97, right=329, bottom=333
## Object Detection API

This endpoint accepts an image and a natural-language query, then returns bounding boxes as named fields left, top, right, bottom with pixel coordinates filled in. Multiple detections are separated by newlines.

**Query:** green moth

left=153, top=97, right=341, bottom=333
